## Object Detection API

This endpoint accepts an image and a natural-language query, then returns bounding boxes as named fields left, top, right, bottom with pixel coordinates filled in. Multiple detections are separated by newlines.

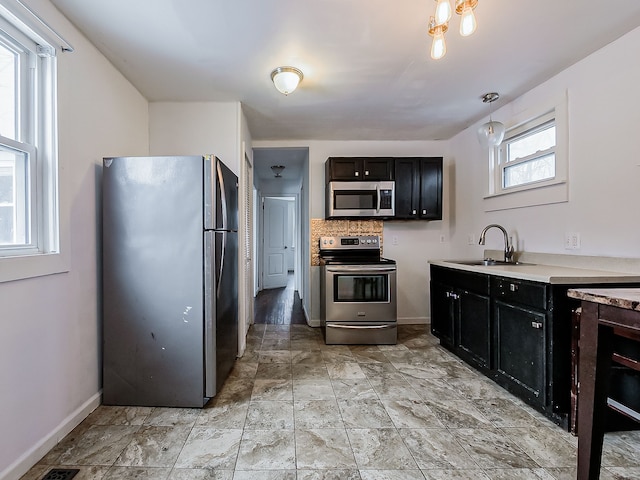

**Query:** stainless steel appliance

left=319, top=235, right=397, bottom=344
left=102, top=155, right=238, bottom=407
left=326, top=181, right=395, bottom=218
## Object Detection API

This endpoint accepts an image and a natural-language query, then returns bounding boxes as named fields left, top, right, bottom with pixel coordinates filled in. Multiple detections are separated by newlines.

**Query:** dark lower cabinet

left=458, top=290, right=491, bottom=369
left=494, top=300, right=546, bottom=405
left=430, top=264, right=571, bottom=428
left=430, top=280, right=455, bottom=347
left=430, top=266, right=490, bottom=370
left=431, top=264, right=640, bottom=430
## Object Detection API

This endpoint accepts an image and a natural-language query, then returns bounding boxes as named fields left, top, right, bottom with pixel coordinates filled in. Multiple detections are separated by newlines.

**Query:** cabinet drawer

left=492, top=277, right=547, bottom=309
left=432, top=266, right=489, bottom=295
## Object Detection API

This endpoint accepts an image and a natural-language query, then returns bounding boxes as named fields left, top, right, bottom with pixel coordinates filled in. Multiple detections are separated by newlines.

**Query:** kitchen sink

left=449, top=259, right=534, bottom=266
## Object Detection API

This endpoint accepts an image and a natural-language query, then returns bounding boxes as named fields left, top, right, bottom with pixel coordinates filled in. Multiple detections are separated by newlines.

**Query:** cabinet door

left=394, top=158, right=419, bottom=218
left=362, top=157, right=393, bottom=180
left=326, top=157, right=361, bottom=181
left=457, top=290, right=491, bottom=369
left=419, top=157, right=442, bottom=220
left=430, top=281, right=454, bottom=347
left=494, top=300, right=546, bottom=405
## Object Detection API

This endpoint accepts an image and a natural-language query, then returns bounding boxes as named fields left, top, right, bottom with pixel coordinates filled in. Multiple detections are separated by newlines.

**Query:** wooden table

left=567, top=288, right=640, bottom=480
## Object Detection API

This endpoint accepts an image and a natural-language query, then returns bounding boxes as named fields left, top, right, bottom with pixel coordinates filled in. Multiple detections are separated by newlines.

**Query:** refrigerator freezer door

left=103, top=156, right=206, bottom=407
left=215, top=158, right=239, bottom=232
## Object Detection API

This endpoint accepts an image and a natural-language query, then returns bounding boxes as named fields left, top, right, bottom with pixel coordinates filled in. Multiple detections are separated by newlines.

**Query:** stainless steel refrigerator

left=102, top=155, right=238, bottom=407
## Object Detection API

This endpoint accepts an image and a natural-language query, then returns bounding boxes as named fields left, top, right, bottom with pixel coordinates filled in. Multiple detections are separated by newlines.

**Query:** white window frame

left=484, top=93, right=569, bottom=212
left=0, top=1, right=72, bottom=282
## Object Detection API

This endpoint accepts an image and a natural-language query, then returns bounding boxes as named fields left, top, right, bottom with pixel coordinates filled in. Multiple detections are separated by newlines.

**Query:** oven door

left=323, top=264, right=397, bottom=322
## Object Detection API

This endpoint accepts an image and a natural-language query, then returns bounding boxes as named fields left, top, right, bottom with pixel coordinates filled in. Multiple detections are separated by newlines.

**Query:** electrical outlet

left=439, top=235, right=446, bottom=243
left=467, top=233, right=475, bottom=245
left=571, top=232, right=581, bottom=249
left=564, top=233, right=572, bottom=249
left=565, top=232, right=581, bottom=250
left=392, top=235, right=399, bottom=245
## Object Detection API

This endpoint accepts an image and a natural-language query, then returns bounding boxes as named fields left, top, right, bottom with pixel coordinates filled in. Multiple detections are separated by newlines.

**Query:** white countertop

left=429, top=259, right=640, bottom=284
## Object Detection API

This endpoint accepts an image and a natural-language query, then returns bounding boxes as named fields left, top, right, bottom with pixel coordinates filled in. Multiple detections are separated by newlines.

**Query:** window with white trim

left=0, top=7, right=59, bottom=258
left=484, top=95, right=569, bottom=211
left=496, top=112, right=556, bottom=194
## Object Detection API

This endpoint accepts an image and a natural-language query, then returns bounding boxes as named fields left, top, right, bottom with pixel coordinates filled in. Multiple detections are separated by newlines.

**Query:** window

left=0, top=1, right=72, bottom=281
left=484, top=95, right=568, bottom=211
left=500, top=113, right=556, bottom=191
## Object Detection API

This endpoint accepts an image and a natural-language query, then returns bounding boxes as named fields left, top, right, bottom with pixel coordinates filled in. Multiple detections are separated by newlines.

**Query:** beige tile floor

left=22, top=325, right=640, bottom=480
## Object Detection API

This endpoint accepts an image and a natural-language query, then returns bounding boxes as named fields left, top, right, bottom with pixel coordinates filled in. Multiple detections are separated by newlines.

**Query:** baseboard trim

left=307, top=317, right=429, bottom=327
left=1, top=391, right=101, bottom=480
left=398, top=316, right=430, bottom=325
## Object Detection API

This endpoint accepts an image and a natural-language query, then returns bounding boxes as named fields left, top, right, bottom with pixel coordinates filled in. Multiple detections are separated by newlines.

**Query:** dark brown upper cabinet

left=325, top=157, right=394, bottom=182
left=393, top=157, right=442, bottom=220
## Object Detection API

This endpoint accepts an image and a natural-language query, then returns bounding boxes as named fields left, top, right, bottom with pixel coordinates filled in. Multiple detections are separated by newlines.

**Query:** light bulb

left=430, top=30, right=447, bottom=60
left=435, top=0, right=452, bottom=25
left=459, top=4, right=477, bottom=36
left=477, top=121, right=505, bottom=147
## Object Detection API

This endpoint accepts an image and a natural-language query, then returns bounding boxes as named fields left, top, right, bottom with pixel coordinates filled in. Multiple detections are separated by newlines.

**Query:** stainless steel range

left=319, top=235, right=397, bottom=345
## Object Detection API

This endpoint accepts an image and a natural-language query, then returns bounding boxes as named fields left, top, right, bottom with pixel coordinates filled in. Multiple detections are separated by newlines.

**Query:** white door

left=263, top=197, right=289, bottom=289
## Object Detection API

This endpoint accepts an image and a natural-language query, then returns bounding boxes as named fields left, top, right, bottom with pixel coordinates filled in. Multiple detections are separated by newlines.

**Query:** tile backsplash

left=311, top=218, right=383, bottom=266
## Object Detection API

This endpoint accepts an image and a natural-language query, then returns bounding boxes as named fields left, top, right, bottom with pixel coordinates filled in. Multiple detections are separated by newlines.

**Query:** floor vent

left=41, top=469, right=79, bottom=480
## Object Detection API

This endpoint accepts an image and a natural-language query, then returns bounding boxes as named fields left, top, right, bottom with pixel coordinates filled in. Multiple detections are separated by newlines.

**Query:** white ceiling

left=50, top=0, right=640, bottom=142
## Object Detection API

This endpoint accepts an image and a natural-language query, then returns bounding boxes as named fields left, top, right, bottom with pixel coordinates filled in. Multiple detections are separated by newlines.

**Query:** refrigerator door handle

left=217, top=161, right=228, bottom=231
left=204, top=231, right=216, bottom=398
left=217, top=230, right=226, bottom=299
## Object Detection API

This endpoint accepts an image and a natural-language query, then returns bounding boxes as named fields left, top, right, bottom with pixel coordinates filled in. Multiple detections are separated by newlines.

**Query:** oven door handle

left=328, top=324, right=396, bottom=330
left=325, top=265, right=396, bottom=273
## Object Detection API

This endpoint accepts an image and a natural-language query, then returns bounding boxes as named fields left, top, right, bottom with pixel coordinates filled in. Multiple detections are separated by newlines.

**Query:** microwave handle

left=376, top=184, right=381, bottom=213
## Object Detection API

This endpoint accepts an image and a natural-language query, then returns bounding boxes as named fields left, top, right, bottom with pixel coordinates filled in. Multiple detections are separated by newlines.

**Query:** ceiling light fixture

left=428, top=17, right=448, bottom=60
left=270, top=67, right=303, bottom=95
left=270, top=165, right=285, bottom=178
left=477, top=92, right=505, bottom=147
left=428, top=0, right=478, bottom=59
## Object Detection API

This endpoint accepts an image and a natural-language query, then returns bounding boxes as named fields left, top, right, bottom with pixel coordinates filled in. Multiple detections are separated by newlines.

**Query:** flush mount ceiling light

left=428, top=0, right=478, bottom=60
left=477, top=92, right=505, bottom=147
left=270, top=165, right=285, bottom=178
left=270, top=67, right=303, bottom=95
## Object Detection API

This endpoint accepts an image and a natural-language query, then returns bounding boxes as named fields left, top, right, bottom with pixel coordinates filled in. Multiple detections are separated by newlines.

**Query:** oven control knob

left=329, top=239, right=334, bottom=245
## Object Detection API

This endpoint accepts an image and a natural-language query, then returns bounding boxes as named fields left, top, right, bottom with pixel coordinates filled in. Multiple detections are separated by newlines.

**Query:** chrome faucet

left=479, top=224, right=514, bottom=263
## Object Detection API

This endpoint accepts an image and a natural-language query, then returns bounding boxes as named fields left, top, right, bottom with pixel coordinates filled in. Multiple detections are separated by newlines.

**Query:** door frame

left=258, top=193, right=300, bottom=295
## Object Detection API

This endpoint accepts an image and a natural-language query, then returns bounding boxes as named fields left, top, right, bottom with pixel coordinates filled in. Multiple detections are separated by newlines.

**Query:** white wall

left=149, top=102, right=241, bottom=175
left=0, top=1, right=149, bottom=478
left=448, top=26, right=640, bottom=262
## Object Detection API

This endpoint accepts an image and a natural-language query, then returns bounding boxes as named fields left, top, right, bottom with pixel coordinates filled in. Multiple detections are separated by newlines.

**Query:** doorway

left=252, top=147, right=309, bottom=325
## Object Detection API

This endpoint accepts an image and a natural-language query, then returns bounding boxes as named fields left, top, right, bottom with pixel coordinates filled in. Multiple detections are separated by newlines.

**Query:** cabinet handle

left=364, top=170, right=369, bottom=176
left=509, top=283, right=518, bottom=292
left=531, top=321, right=543, bottom=329
left=422, top=209, right=427, bottom=215
left=412, top=209, right=417, bottom=215
left=355, top=171, right=359, bottom=176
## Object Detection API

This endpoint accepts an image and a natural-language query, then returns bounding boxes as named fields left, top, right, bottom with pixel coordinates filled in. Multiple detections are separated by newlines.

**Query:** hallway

left=254, top=273, right=306, bottom=325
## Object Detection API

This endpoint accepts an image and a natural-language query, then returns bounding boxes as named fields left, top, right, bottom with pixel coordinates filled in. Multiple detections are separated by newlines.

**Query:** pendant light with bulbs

left=428, top=0, right=479, bottom=60
left=477, top=92, right=505, bottom=147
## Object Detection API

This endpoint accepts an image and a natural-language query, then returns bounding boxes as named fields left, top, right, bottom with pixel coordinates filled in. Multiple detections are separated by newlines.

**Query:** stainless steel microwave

left=326, top=181, right=395, bottom=218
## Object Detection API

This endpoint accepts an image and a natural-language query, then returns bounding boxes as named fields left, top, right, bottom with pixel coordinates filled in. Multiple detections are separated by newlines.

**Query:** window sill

left=484, top=181, right=568, bottom=211
left=0, top=251, right=70, bottom=283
